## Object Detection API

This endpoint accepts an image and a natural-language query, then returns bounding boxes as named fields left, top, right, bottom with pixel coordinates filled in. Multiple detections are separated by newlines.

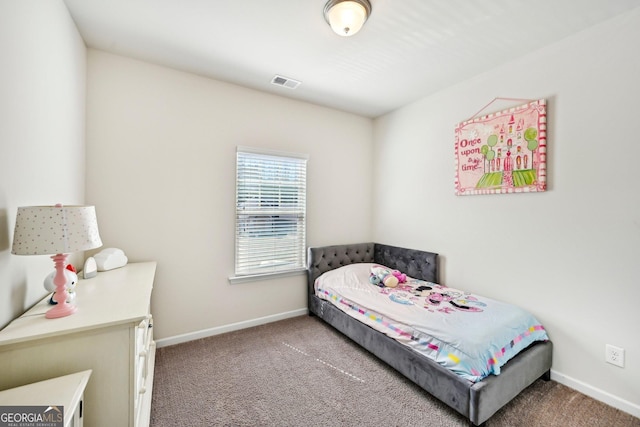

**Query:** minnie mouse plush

left=369, top=265, right=407, bottom=288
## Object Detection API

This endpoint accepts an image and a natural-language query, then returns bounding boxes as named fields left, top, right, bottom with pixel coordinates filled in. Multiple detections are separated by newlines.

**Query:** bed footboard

left=469, top=340, right=553, bottom=425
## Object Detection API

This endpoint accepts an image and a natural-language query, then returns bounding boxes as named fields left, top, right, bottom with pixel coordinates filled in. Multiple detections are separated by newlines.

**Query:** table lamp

left=11, top=204, right=103, bottom=319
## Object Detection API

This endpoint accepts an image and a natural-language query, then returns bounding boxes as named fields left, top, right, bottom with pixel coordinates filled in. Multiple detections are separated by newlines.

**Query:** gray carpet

left=151, top=315, right=640, bottom=427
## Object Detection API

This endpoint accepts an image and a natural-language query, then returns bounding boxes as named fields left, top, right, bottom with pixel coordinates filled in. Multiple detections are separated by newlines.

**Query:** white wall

left=85, top=50, right=373, bottom=340
left=0, top=0, right=87, bottom=328
left=373, top=8, right=640, bottom=415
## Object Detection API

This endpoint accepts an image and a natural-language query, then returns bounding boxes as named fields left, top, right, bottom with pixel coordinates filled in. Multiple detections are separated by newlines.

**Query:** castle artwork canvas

left=454, top=99, right=547, bottom=196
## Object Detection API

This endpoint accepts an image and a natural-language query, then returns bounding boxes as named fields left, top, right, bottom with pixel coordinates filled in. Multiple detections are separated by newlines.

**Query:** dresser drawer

left=134, top=317, right=155, bottom=427
left=135, top=316, right=153, bottom=404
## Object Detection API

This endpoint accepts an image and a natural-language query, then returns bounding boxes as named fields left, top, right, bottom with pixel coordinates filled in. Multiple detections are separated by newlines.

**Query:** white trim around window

left=229, top=146, right=308, bottom=283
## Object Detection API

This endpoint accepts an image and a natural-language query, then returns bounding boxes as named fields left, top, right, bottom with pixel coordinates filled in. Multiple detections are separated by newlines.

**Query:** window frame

left=229, top=146, right=308, bottom=284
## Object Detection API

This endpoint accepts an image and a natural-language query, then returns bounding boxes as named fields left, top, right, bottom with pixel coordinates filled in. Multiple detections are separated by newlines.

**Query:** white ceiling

left=63, top=0, right=639, bottom=118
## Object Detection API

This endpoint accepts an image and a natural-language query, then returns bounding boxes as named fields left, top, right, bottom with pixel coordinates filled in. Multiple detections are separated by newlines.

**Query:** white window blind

left=235, top=147, right=307, bottom=277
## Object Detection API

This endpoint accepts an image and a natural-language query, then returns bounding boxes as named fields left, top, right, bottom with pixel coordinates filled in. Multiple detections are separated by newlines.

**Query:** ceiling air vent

left=271, top=75, right=301, bottom=90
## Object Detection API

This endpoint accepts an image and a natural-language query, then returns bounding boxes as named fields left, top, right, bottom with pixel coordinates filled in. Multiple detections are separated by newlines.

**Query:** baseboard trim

left=551, top=369, right=640, bottom=418
left=155, top=308, right=308, bottom=348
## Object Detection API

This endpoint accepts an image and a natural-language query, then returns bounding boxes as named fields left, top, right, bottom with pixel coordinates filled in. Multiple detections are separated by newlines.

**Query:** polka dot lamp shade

left=12, top=205, right=103, bottom=255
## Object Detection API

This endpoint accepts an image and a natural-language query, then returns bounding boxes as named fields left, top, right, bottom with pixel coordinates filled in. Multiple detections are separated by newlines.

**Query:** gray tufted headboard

left=307, top=242, right=438, bottom=295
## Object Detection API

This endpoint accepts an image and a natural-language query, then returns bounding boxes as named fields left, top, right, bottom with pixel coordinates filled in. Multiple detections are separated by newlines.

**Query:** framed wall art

left=454, top=98, right=547, bottom=196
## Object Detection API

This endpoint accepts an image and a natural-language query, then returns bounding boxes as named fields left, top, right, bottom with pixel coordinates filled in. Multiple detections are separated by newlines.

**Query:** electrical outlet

left=605, top=344, right=625, bottom=368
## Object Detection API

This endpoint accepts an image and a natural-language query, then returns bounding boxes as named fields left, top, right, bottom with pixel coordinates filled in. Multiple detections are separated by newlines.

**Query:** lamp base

left=45, top=253, right=77, bottom=319
left=45, top=301, right=77, bottom=319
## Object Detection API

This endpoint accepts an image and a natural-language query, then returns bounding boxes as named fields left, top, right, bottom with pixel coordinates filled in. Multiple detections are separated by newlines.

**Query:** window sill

left=228, top=268, right=306, bottom=284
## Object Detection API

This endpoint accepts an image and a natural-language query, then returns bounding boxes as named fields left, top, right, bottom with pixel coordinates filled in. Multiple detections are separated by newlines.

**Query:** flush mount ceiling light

left=323, top=0, right=372, bottom=37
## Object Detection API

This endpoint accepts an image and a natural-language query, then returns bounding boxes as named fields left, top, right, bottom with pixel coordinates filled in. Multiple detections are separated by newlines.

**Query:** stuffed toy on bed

left=369, top=265, right=407, bottom=288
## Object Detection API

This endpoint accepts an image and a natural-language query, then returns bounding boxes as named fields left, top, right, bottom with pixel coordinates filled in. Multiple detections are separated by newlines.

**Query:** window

left=233, top=146, right=307, bottom=280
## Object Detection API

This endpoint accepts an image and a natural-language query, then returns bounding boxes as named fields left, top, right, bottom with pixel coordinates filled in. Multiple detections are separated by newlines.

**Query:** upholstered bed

left=307, top=242, right=552, bottom=426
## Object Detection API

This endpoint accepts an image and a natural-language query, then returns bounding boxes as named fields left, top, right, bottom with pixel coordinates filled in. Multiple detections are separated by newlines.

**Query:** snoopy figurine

left=43, top=264, right=78, bottom=305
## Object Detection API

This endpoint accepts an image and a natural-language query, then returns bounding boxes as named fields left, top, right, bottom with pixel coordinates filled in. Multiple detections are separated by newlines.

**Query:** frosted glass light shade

left=324, top=0, right=371, bottom=37
left=12, top=205, right=103, bottom=255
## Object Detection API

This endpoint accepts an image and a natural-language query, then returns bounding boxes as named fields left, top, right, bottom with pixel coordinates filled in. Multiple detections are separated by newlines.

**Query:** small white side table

left=0, top=370, right=91, bottom=427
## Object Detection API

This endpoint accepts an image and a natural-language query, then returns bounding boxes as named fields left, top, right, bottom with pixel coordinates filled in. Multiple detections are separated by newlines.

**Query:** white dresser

left=0, top=370, right=91, bottom=427
left=0, top=262, right=156, bottom=427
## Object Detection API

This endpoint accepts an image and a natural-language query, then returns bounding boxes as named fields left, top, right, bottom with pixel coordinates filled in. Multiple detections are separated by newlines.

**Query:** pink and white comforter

left=314, top=263, right=549, bottom=382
